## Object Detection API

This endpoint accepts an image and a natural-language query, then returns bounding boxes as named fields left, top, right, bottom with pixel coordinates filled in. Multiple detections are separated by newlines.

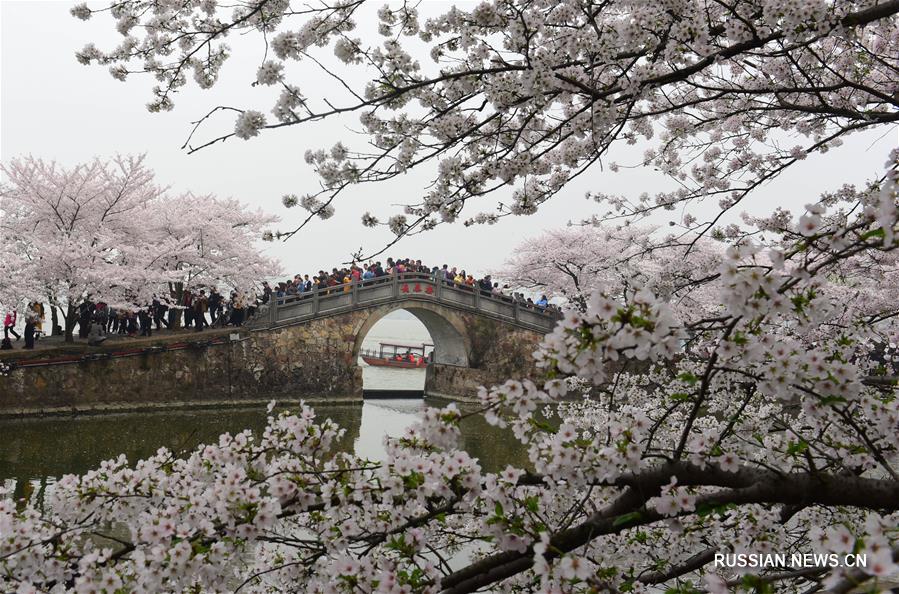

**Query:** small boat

left=361, top=342, right=433, bottom=369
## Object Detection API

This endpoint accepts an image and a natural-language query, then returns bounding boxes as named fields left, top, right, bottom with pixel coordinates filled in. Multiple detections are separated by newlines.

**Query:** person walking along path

left=4, top=310, right=20, bottom=341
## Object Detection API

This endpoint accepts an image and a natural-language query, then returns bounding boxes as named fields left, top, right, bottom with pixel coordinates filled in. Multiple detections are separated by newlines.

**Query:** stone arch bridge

left=241, top=273, right=559, bottom=400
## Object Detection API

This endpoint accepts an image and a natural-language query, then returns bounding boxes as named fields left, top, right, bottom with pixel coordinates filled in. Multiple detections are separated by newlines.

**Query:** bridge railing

left=266, top=272, right=560, bottom=332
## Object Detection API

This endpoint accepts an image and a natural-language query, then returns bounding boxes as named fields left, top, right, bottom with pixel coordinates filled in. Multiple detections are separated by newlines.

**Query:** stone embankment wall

left=0, top=320, right=364, bottom=417
left=0, top=303, right=548, bottom=417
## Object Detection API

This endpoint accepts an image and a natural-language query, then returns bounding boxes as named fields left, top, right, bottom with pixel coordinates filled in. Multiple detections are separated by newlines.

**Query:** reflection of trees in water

left=1, top=404, right=364, bottom=498
left=456, top=412, right=531, bottom=473
left=1, top=400, right=535, bottom=500
left=436, top=398, right=557, bottom=473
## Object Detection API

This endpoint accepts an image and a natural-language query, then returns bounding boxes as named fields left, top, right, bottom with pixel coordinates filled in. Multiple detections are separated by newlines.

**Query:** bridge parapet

left=265, top=273, right=559, bottom=333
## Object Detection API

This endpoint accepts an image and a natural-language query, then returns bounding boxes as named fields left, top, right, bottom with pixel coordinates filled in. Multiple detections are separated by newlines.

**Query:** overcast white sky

left=2, top=1, right=896, bottom=281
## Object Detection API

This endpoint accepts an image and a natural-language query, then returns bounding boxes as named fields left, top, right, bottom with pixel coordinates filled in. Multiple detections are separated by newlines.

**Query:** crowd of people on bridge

left=71, top=288, right=258, bottom=343
left=264, top=258, right=555, bottom=313
left=1, top=258, right=556, bottom=350
left=2, top=302, right=45, bottom=350
left=1, top=290, right=259, bottom=350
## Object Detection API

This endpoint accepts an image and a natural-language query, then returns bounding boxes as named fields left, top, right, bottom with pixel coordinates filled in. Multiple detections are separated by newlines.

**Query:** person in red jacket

left=3, top=310, right=20, bottom=341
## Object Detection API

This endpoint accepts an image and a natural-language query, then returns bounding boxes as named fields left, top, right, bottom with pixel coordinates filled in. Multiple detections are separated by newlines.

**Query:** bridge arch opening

left=353, top=305, right=470, bottom=396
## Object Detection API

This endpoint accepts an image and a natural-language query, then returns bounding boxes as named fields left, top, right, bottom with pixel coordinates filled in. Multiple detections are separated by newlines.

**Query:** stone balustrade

left=265, top=272, right=559, bottom=333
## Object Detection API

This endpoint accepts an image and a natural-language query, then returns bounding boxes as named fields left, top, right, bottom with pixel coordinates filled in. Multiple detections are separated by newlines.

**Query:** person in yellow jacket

left=29, top=302, right=44, bottom=337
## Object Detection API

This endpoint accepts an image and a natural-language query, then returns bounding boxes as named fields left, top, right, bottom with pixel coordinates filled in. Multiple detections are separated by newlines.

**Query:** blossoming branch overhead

left=0, top=1, right=896, bottom=593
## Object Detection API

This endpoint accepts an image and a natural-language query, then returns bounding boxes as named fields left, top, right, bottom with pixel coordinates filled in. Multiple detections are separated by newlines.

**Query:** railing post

left=474, top=287, right=480, bottom=310
left=269, top=299, right=277, bottom=325
left=436, top=277, right=442, bottom=302
left=392, top=273, right=399, bottom=298
left=352, top=281, right=359, bottom=306
left=313, top=288, right=320, bottom=316
left=513, top=301, right=519, bottom=321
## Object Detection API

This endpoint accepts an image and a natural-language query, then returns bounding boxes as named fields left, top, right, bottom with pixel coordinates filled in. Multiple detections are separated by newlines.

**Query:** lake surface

left=0, top=399, right=530, bottom=500
left=0, top=312, right=529, bottom=499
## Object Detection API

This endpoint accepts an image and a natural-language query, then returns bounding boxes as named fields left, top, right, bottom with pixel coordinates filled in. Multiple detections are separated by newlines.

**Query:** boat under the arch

left=360, top=341, right=433, bottom=369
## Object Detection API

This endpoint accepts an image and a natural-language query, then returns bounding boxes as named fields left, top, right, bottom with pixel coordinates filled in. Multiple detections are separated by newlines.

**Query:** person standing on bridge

left=32, top=302, right=44, bottom=339
left=153, top=297, right=169, bottom=330
left=4, top=310, right=20, bottom=341
left=138, top=304, right=153, bottom=337
left=194, top=290, right=209, bottom=331
left=78, top=300, right=94, bottom=339
left=94, top=302, right=109, bottom=333
left=478, top=275, right=493, bottom=295
left=109, top=307, right=119, bottom=333
left=23, top=308, right=36, bottom=349
left=209, top=288, right=223, bottom=324
left=230, top=292, right=245, bottom=327
left=125, top=310, right=139, bottom=336
left=182, top=290, right=194, bottom=329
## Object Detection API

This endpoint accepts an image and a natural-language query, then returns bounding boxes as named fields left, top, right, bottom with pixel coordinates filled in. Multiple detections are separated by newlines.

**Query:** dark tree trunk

left=169, top=282, right=184, bottom=330
left=51, top=306, right=61, bottom=337
left=64, top=304, right=77, bottom=343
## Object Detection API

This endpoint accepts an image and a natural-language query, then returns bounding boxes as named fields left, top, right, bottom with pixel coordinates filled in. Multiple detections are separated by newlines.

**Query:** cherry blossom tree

left=0, top=155, right=169, bottom=341
left=146, top=192, right=281, bottom=325
left=71, top=0, right=899, bottom=249
left=0, top=156, right=280, bottom=340
left=0, top=243, right=34, bottom=313
left=497, top=225, right=723, bottom=316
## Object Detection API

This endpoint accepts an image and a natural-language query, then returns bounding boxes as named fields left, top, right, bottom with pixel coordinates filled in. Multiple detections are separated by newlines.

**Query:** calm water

left=0, top=399, right=530, bottom=499
left=0, top=313, right=529, bottom=498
